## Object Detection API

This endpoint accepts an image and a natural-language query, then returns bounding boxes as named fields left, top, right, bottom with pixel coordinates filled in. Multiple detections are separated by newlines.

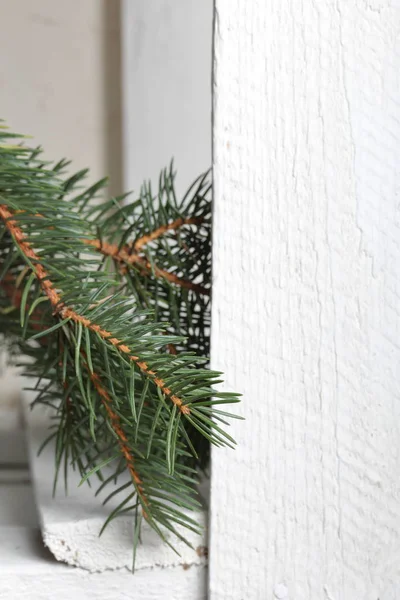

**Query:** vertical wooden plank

left=121, top=0, right=213, bottom=196
left=210, top=1, right=400, bottom=598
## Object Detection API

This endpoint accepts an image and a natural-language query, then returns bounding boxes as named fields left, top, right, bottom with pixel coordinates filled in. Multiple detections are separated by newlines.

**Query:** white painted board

left=0, top=403, right=206, bottom=599
left=121, top=0, right=212, bottom=196
left=1, top=526, right=207, bottom=600
left=210, top=1, right=400, bottom=599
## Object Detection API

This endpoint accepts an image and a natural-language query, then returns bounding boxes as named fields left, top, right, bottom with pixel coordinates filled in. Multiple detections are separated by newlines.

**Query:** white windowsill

left=0, top=386, right=207, bottom=599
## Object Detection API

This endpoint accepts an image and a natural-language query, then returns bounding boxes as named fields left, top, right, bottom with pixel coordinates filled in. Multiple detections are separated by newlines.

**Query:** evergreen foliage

left=0, top=125, right=240, bottom=566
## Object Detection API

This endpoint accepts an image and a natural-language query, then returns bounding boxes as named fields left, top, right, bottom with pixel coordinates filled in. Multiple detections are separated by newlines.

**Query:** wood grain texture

left=210, top=1, right=400, bottom=598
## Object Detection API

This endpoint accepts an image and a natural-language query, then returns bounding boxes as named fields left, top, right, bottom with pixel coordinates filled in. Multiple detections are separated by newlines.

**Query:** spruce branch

left=132, top=216, right=205, bottom=251
left=1, top=178, right=199, bottom=417
left=0, top=125, right=240, bottom=566
left=83, top=238, right=210, bottom=297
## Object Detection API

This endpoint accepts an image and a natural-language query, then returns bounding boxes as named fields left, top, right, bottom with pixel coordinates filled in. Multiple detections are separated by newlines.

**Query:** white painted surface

left=210, top=1, right=400, bottom=599
left=23, top=393, right=207, bottom=574
left=0, top=407, right=206, bottom=599
left=0, top=527, right=207, bottom=600
left=122, top=0, right=212, bottom=196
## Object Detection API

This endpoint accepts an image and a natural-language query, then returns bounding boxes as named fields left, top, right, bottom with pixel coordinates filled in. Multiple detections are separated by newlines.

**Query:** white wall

left=122, top=0, right=212, bottom=196
left=0, top=0, right=122, bottom=405
left=0, top=0, right=117, bottom=182
left=210, top=1, right=400, bottom=598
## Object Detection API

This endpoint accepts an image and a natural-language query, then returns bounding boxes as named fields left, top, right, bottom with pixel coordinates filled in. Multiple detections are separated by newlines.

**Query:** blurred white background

left=0, top=0, right=123, bottom=407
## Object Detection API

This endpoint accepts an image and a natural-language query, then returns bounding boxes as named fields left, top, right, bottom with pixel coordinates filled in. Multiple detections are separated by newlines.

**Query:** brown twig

left=0, top=205, right=190, bottom=415
left=84, top=238, right=209, bottom=296
left=5, top=209, right=209, bottom=295
left=1, top=268, right=148, bottom=506
left=133, top=216, right=204, bottom=251
left=89, top=369, right=147, bottom=501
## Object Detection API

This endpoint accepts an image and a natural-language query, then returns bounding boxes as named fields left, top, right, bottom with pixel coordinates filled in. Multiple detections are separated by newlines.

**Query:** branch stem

left=133, top=216, right=204, bottom=251
left=0, top=205, right=190, bottom=414
left=1, top=267, right=149, bottom=509
left=84, top=238, right=209, bottom=296
left=89, top=369, right=147, bottom=503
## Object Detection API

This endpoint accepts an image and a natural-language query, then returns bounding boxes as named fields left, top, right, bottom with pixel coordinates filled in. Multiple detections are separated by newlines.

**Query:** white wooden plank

left=0, top=527, right=207, bottom=600
left=23, top=392, right=208, bottom=574
left=121, top=0, right=213, bottom=196
left=0, top=402, right=206, bottom=599
left=210, top=1, right=400, bottom=599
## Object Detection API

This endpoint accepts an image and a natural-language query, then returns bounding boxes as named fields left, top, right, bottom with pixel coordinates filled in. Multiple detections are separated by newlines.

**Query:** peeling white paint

left=210, top=1, right=400, bottom=598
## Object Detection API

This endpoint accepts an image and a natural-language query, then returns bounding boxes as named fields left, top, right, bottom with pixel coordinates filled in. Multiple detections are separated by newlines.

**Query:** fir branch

left=0, top=205, right=190, bottom=414
left=84, top=237, right=210, bottom=296
left=82, top=166, right=213, bottom=359
left=1, top=267, right=202, bottom=542
left=0, top=205, right=61, bottom=308
left=0, top=127, right=240, bottom=563
left=89, top=368, right=147, bottom=499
